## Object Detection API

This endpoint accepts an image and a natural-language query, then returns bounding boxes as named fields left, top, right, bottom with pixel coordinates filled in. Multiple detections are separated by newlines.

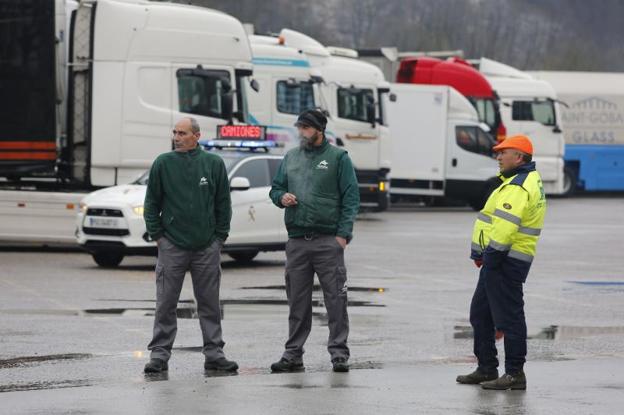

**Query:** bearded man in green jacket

left=143, top=117, right=237, bottom=374
left=269, top=109, right=360, bottom=373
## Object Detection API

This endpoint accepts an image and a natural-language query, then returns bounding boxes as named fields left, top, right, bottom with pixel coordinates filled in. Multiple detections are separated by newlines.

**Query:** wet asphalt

left=1, top=197, right=623, bottom=414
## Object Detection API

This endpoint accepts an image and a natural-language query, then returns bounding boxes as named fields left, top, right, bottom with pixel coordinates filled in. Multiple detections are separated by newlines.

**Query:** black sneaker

left=456, top=368, right=499, bottom=384
left=332, top=357, right=349, bottom=372
left=144, top=358, right=168, bottom=373
left=270, top=357, right=304, bottom=373
left=481, top=372, right=527, bottom=390
left=204, top=357, right=239, bottom=372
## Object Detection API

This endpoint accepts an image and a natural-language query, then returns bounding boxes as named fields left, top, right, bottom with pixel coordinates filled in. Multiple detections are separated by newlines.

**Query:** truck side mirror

left=222, top=92, right=234, bottom=122
left=250, top=78, right=260, bottom=92
left=230, top=177, right=251, bottom=191
left=366, top=102, right=376, bottom=126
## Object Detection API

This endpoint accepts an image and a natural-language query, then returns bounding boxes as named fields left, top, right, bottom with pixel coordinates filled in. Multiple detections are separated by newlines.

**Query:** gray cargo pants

left=148, top=237, right=226, bottom=362
left=282, top=234, right=350, bottom=362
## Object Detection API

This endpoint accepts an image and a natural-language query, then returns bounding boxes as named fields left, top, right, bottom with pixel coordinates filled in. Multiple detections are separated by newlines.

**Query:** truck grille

left=86, top=208, right=124, bottom=217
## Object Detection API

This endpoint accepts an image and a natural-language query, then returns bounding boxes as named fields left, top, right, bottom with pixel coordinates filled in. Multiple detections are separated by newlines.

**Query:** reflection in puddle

left=204, top=370, right=239, bottom=378
left=0, top=379, right=91, bottom=393
left=144, top=372, right=169, bottom=382
left=454, top=324, right=624, bottom=340
left=0, top=353, right=93, bottom=369
left=242, top=285, right=387, bottom=293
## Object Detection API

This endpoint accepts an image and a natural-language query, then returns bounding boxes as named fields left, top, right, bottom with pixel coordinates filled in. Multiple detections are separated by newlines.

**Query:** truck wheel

left=228, top=251, right=259, bottom=264
left=92, top=251, right=124, bottom=268
left=562, top=167, right=577, bottom=196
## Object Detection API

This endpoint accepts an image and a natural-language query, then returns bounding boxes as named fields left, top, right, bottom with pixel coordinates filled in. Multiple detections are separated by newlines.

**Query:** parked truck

left=275, top=29, right=391, bottom=211
left=529, top=71, right=624, bottom=193
left=386, top=83, right=499, bottom=209
left=477, top=58, right=565, bottom=195
left=0, top=0, right=256, bottom=244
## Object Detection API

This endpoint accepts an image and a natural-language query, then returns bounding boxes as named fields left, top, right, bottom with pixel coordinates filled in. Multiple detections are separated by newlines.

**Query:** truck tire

left=92, top=251, right=124, bottom=268
left=562, top=167, right=577, bottom=196
left=228, top=251, right=259, bottom=264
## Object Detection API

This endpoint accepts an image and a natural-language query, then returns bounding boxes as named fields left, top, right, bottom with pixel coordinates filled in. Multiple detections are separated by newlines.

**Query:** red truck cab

left=397, top=56, right=506, bottom=141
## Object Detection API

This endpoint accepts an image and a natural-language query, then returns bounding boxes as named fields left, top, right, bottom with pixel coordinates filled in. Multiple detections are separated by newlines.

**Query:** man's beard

left=299, top=132, right=318, bottom=149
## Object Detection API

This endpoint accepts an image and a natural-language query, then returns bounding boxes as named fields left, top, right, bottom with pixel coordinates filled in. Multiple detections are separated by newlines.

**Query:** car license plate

left=87, top=217, right=122, bottom=228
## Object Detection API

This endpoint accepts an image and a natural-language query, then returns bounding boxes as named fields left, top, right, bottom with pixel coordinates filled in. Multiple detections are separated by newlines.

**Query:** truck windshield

left=276, top=81, right=315, bottom=114
left=474, top=98, right=497, bottom=131
left=337, top=88, right=374, bottom=122
left=177, top=69, right=231, bottom=119
left=512, top=100, right=556, bottom=126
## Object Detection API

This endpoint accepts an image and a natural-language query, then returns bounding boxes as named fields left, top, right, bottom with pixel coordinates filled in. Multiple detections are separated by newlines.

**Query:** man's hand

left=474, top=259, right=483, bottom=268
left=281, top=193, right=298, bottom=207
left=336, top=236, right=347, bottom=249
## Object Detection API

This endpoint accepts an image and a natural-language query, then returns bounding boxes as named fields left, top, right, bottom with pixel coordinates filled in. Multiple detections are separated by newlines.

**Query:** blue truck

left=530, top=71, right=624, bottom=194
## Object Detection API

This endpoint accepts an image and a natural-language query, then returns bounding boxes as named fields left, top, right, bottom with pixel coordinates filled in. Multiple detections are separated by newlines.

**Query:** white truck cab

left=386, top=83, right=499, bottom=209
left=479, top=58, right=565, bottom=195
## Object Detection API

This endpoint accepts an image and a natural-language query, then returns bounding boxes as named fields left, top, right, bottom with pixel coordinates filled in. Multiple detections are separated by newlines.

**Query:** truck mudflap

left=357, top=169, right=390, bottom=212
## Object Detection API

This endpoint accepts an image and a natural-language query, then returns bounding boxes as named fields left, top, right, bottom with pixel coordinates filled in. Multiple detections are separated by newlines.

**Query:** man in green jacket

left=143, top=117, right=237, bottom=374
left=269, top=109, right=360, bottom=373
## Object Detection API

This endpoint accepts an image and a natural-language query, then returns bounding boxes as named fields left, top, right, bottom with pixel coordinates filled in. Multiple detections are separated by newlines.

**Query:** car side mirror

left=230, top=177, right=251, bottom=191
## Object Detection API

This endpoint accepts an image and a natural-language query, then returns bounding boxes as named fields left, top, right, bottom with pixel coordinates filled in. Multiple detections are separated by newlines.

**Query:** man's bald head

left=172, top=117, right=201, bottom=152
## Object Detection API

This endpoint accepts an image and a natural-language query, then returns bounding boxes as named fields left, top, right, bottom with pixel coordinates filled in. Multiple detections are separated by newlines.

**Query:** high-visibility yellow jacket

left=471, top=162, right=546, bottom=264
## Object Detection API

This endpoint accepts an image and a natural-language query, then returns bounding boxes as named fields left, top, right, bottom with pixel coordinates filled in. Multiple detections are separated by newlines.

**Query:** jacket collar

left=175, top=145, right=202, bottom=157
left=501, top=162, right=536, bottom=179
left=303, top=137, right=329, bottom=153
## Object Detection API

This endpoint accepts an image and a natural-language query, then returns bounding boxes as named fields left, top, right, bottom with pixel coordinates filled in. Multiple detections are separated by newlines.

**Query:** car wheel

left=228, top=251, right=259, bottom=264
left=92, top=251, right=124, bottom=268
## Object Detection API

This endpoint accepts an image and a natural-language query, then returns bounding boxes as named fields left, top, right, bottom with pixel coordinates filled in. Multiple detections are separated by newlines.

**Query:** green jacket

left=144, top=146, right=231, bottom=250
left=269, top=139, right=360, bottom=241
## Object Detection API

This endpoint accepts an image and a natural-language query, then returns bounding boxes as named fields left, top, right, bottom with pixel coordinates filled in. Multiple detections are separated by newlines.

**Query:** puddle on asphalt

left=0, top=353, right=93, bottom=369
left=242, top=284, right=388, bottom=293
left=0, top=379, right=91, bottom=393
left=454, top=324, right=624, bottom=340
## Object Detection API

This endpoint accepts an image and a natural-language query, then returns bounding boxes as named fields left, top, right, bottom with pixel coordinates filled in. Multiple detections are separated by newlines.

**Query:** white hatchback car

left=76, top=148, right=286, bottom=267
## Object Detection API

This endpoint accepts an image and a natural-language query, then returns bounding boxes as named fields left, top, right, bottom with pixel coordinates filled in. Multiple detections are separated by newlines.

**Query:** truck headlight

left=80, top=202, right=88, bottom=213
left=132, top=205, right=144, bottom=216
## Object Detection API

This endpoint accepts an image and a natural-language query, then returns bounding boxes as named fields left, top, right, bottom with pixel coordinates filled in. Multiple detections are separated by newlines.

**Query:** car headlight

left=79, top=202, right=88, bottom=213
left=132, top=205, right=144, bottom=216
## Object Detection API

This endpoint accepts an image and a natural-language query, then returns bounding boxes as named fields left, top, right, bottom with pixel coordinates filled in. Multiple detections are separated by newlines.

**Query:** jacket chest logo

left=199, top=176, right=209, bottom=186
left=316, top=160, right=329, bottom=170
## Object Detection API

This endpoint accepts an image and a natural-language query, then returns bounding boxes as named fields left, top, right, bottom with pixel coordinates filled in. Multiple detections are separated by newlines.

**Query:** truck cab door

left=446, top=123, right=499, bottom=183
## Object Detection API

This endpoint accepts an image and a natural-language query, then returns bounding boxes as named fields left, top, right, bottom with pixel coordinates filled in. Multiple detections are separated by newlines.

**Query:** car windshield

left=133, top=152, right=243, bottom=185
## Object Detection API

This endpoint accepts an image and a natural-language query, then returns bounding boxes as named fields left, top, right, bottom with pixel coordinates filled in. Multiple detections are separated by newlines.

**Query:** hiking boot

left=144, top=358, right=168, bottom=373
left=204, top=357, right=239, bottom=372
left=456, top=368, right=498, bottom=384
left=270, top=357, right=304, bottom=373
left=481, top=372, right=527, bottom=390
left=332, top=357, right=349, bottom=373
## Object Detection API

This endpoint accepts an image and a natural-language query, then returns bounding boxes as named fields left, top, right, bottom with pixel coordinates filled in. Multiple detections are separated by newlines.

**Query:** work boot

left=456, top=368, right=498, bottom=384
left=332, top=357, right=349, bottom=373
left=481, top=371, right=527, bottom=390
left=204, top=357, right=239, bottom=372
left=270, top=357, right=304, bottom=373
left=144, top=358, right=168, bottom=373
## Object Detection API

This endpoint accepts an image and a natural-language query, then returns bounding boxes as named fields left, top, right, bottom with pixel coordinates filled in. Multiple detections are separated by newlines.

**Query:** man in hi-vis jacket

left=457, top=135, right=546, bottom=390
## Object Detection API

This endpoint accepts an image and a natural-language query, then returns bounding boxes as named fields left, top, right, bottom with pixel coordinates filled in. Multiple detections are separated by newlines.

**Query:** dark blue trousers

left=469, top=257, right=531, bottom=375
